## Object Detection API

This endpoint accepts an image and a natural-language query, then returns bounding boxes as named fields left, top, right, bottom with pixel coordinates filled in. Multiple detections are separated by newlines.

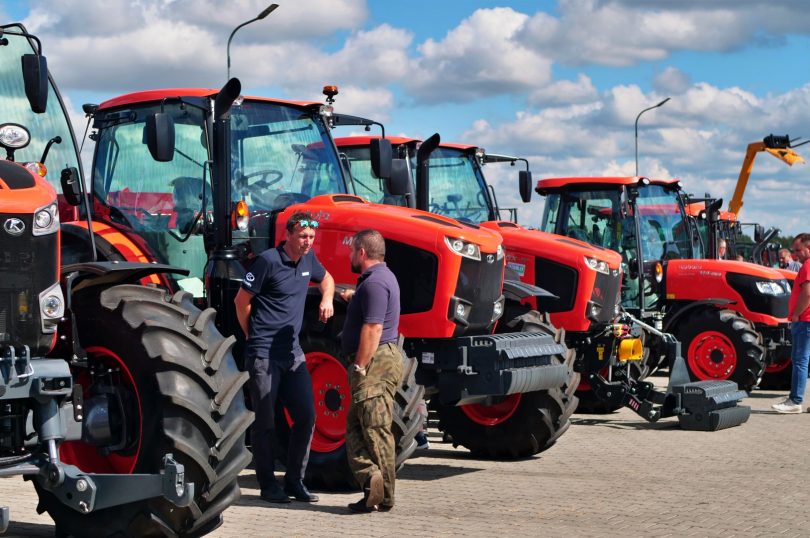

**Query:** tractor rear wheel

left=673, top=308, right=765, bottom=392
left=35, top=285, right=253, bottom=537
left=279, top=334, right=424, bottom=490
left=435, top=311, right=578, bottom=459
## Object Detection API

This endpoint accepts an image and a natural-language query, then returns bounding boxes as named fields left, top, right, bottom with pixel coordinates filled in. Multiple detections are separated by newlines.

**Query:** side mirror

left=22, top=54, right=48, bottom=113
left=145, top=112, right=175, bottom=162
left=518, top=170, right=533, bottom=203
left=386, top=159, right=412, bottom=197
left=754, top=224, right=764, bottom=243
left=60, top=167, right=82, bottom=206
left=370, top=138, right=392, bottom=179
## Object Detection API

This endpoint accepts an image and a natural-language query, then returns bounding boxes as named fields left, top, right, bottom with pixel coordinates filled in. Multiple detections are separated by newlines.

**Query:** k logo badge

left=245, top=272, right=255, bottom=282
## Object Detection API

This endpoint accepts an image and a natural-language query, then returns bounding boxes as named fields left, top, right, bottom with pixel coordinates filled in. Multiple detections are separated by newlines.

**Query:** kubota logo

left=3, top=218, right=24, bottom=236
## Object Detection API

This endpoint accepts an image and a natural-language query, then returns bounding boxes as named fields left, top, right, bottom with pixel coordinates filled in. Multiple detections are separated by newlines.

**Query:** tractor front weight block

left=408, top=332, right=570, bottom=406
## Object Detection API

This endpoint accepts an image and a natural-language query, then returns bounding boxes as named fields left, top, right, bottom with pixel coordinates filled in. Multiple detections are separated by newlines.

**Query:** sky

left=5, top=0, right=810, bottom=235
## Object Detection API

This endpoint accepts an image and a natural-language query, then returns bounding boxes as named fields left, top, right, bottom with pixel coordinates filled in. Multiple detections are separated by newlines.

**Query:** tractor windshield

left=540, top=189, right=623, bottom=251
left=230, top=101, right=344, bottom=211
left=0, top=25, right=82, bottom=182
left=633, top=184, right=696, bottom=261
left=426, top=147, right=491, bottom=223
left=340, top=144, right=411, bottom=206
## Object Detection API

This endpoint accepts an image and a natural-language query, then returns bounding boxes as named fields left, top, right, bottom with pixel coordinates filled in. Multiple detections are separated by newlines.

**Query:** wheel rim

left=765, top=355, right=792, bottom=373
left=299, top=351, right=349, bottom=453
left=686, top=330, right=737, bottom=380
left=460, top=394, right=522, bottom=426
left=60, top=346, right=142, bottom=474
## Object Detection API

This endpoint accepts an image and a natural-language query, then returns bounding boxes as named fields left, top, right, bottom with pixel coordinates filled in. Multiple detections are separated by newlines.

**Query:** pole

left=227, top=4, right=278, bottom=81
left=634, top=97, right=670, bottom=176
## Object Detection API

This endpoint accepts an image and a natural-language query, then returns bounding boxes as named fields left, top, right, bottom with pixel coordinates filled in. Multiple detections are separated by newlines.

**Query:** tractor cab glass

left=339, top=143, right=414, bottom=207
left=92, top=99, right=344, bottom=297
left=0, top=25, right=81, bottom=179
left=540, top=189, right=622, bottom=250
left=230, top=102, right=343, bottom=213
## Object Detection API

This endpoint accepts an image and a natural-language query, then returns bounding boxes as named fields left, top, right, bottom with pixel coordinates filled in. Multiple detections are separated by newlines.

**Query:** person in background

left=717, top=238, right=727, bottom=259
left=773, top=233, right=810, bottom=413
left=779, top=247, right=802, bottom=271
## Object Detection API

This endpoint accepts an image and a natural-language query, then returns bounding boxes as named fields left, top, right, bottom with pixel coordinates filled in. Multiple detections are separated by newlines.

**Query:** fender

left=662, top=298, right=735, bottom=333
left=62, top=261, right=189, bottom=298
left=503, top=279, right=558, bottom=302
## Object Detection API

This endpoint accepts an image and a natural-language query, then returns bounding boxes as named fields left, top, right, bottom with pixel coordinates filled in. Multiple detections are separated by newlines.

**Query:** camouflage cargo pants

left=346, top=341, right=403, bottom=507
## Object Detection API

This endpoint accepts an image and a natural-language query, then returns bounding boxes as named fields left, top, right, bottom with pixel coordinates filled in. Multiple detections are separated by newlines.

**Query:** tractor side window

left=540, top=194, right=560, bottom=233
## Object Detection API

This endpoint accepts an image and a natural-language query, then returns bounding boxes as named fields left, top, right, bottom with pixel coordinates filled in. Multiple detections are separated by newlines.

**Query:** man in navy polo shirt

left=234, top=211, right=334, bottom=503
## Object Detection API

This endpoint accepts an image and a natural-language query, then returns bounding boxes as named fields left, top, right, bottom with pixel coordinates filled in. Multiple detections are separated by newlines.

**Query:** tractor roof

left=98, top=88, right=317, bottom=110
left=333, top=135, right=418, bottom=147
left=537, top=176, right=681, bottom=192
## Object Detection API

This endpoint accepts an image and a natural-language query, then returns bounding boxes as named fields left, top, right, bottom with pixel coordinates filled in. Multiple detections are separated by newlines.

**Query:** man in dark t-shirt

left=339, top=229, right=403, bottom=513
left=235, top=211, right=334, bottom=503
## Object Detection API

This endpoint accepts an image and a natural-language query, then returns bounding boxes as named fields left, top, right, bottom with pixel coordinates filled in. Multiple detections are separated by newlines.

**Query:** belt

left=347, top=341, right=397, bottom=363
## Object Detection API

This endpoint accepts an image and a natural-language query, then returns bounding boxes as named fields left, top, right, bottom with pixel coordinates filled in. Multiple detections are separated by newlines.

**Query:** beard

left=350, top=259, right=361, bottom=273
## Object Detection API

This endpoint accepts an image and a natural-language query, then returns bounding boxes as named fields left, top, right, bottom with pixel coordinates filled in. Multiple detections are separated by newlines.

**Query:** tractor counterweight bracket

left=36, top=453, right=194, bottom=514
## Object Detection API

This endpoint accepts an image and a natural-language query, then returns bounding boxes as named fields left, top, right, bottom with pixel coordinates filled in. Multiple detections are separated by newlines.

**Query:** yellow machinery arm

left=728, top=134, right=805, bottom=217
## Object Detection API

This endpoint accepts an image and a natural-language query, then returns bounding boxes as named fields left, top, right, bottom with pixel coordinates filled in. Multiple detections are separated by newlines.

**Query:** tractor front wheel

left=35, top=285, right=253, bottom=537
left=435, top=311, right=578, bottom=459
left=673, top=308, right=765, bottom=392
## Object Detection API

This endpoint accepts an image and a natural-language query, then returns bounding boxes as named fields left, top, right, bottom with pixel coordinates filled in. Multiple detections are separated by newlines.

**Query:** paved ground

left=2, top=379, right=808, bottom=537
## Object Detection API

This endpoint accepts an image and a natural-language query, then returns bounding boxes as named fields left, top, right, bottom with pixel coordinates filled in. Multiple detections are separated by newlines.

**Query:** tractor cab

left=538, top=177, right=699, bottom=313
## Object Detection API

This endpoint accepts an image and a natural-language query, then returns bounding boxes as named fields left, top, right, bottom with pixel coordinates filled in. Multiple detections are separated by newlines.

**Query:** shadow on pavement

left=571, top=417, right=681, bottom=431
left=3, top=521, right=54, bottom=537
left=398, top=461, right=483, bottom=481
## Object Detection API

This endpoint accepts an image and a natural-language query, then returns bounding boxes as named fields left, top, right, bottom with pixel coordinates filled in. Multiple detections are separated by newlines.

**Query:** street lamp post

left=227, top=4, right=279, bottom=81
left=634, top=97, right=670, bottom=176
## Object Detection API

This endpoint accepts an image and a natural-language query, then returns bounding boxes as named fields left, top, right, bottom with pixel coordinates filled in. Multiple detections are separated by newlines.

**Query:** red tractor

left=332, top=134, right=749, bottom=430
left=536, top=175, right=791, bottom=394
left=54, top=79, right=575, bottom=487
left=0, top=24, right=252, bottom=536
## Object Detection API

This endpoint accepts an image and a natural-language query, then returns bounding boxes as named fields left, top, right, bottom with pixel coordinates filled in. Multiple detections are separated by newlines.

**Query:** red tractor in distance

left=536, top=176, right=792, bottom=394
left=332, top=135, right=750, bottom=430
left=54, top=80, right=575, bottom=485
left=0, top=23, right=253, bottom=537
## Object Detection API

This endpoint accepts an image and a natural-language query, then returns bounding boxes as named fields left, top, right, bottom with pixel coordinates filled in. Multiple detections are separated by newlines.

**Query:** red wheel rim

left=686, top=330, right=737, bottom=380
left=765, top=355, right=792, bottom=373
left=60, top=346, right=142, bottom=474
left=295, top=351, right=349, bottom=453
left=460, top=393, right=522, bottom=426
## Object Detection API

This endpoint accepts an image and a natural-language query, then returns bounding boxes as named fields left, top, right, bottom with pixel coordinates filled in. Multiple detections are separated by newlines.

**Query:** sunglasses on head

left=297, top=219, right=319, bottom=229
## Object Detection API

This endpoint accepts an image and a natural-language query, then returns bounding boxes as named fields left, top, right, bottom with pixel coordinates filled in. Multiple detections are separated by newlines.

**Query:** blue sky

left=5, top=0, right=810, bottom=235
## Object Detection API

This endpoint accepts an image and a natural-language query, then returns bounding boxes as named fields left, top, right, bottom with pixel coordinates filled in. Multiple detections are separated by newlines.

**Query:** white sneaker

left=773, top=400, right=803, bottom=414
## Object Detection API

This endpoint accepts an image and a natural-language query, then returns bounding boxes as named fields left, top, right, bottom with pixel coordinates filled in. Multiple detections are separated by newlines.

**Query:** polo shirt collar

left=278, top=241, right=298, bottom=266
left=359, top=262, right=387, bottom=282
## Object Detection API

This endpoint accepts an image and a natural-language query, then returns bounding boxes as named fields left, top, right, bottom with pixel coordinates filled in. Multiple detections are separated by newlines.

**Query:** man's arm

left=234, top=288, right=253, bottom=336
left=354, top=323, right=383, bottom=371
left=318, top=271, right=335, bottom=323
left=792, top=282, right=810, bottom=322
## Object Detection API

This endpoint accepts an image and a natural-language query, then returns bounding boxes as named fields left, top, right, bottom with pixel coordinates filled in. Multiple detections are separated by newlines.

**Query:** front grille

left=386, top=239, right=438, bottom=315
left=592, top=270, right=621, bottom=323
left=455, top=255, right=502, bottom=335
left=534, top=258, right=578, bottom=313
left=0, top=213, right=58, bottom=354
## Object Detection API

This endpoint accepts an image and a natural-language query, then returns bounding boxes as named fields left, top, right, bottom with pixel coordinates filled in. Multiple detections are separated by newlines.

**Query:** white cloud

left=653, top=67, right=691, bottom=95
left=404, top=7, right=552, bottom=103
left=529, top=74, right=598, bottom=106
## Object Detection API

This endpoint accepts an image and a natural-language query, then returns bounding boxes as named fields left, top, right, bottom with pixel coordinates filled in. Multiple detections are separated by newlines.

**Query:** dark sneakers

left=347, top=471, right=386, bottom=513
left=348, top=498, right=376, bottom=513
left=260, top=483, right=291, bottom=504
left=284, top=480, right=320, bottom=502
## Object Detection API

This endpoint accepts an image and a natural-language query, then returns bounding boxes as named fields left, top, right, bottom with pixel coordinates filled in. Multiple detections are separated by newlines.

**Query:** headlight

left=39, top=283, right=65, bottom=333
left=0, top=123, right=31, bottom=149
left=654, top=262, right=663, bottom=283
left=448, top=297, right=472, bottom=326
left=496, top=244, right=505, bottom=260
left=584, top=256, right=609, bottom=274
left=755, top=281, right=786, bottom=295
left=783, top=281, right=792, bottom=294
left=492, top=296, right=505, bottom=323
left=33, top=202, right=59, bottom=236
left=445, top=236, right=481, bottom=261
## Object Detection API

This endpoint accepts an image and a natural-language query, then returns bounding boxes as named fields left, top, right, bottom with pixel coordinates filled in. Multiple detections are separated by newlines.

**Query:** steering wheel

left=114, top=205, right=159, bottom=231
left=241, top=169, right=284, bottom=189
left=477, top=190, right=488, bottom=208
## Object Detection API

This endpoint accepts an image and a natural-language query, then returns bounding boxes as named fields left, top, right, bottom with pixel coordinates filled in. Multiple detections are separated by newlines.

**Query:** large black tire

left=35, top=285, right=253, bottom=537
left=672, top=308, right=765, bottom=392
left=435, top=311, right=578, bottom=459
left=279, top=333, right=424, bottom=490
left=758, top=352, right=792, bottom=390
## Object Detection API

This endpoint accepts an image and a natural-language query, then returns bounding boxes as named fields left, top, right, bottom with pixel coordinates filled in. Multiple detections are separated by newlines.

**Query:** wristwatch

left=351, top=363, right=366, bottom=374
